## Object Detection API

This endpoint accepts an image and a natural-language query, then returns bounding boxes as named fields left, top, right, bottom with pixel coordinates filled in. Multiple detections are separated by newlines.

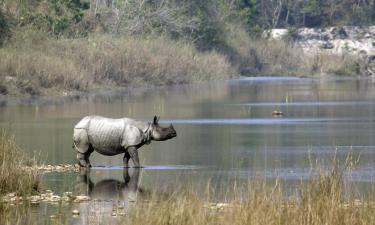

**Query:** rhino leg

left=73, top=128, right=93, bottom=167
left=75, top=144, right=93, bottom=168
left=128, top=147, right=141, bottom=168
left=123, top=151, right=131, bottom=168
left=77, top=151, right=93, bottom=168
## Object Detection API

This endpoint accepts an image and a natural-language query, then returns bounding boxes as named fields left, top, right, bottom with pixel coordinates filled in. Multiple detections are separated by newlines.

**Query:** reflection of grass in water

left=3, top=154, right=375, bottom=225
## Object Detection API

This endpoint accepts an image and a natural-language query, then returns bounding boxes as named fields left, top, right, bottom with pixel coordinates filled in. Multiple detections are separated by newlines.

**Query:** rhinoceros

left=73, top=115, right=177, bottom=168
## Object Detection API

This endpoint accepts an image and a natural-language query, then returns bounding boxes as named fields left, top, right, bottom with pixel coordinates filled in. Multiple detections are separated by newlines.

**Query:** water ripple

left=162, top=117, right=372, bottom=125
left=229, top=101, right=373, bottom=107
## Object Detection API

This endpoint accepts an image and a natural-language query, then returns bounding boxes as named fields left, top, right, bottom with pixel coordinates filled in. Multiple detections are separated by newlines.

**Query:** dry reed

left=0, top=34, right=235, bottom=96
left=127, top=155, right=375, bottom=225
left=0, top=131, right=40, bottom=196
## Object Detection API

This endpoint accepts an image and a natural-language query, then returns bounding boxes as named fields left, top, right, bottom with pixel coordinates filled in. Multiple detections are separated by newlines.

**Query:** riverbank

left=2, top=157, right=375, bottom=225
left=1, top=1, right=374, bottom=98
left=0, top=34, right=235, bottom=97
left=0, top=30, right=367, bottom=98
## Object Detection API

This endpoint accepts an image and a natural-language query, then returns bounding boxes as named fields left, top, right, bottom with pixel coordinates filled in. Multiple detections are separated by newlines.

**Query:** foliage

left=1, top=0, right=88, bottom=36
left=0, top=9, right=9, bottom=46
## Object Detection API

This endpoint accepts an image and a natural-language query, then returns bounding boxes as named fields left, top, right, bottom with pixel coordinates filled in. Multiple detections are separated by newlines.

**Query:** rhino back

left=87, top=117, right=125, bottom=155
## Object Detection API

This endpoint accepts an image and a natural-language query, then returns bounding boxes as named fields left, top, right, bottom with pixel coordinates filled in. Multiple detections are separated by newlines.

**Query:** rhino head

left=150, top=116, right=177, bottom=141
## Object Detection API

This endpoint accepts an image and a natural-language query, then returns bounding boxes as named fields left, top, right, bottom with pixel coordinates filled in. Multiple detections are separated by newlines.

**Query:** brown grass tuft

left=0, top=131, right=40, bottom=196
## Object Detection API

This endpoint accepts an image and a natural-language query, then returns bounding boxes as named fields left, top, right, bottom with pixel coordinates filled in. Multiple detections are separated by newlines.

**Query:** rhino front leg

left=128, top=147, right=141, bottom=168
left=77, top=152, right=92, bottom=168
left=123, top=151, right=131, bottom=168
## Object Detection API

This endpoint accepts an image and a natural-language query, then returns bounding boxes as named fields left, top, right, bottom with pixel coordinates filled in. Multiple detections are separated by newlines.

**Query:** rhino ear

left=153, top=116, right=159, bottom=125
left=121, top=125, right=144, bottom=148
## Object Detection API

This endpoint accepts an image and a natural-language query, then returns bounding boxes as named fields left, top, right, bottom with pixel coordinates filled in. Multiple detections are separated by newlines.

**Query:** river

left=2, top=76, right=375, bottom=223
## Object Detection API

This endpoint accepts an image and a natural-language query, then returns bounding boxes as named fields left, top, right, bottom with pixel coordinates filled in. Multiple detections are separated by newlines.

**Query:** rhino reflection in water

left=75, top=168, right=145, bottom=202
left=73, top=115, right=177, bottom=167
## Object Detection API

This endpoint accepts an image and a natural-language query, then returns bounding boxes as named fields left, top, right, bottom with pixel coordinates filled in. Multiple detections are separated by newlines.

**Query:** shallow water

left=2, top=76, right=375, bottom=215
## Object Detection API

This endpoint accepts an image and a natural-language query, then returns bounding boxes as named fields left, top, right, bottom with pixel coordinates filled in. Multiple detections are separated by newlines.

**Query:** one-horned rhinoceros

left=73, top=115, right=177, bottom=168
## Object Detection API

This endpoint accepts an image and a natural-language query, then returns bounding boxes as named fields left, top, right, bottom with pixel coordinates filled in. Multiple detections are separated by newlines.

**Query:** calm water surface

left=2, top=76, right=375, bottom=218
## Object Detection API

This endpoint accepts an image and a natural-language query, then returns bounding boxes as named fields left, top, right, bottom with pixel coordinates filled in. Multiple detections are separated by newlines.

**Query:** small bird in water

left=272, top=110, right=283, bottom=116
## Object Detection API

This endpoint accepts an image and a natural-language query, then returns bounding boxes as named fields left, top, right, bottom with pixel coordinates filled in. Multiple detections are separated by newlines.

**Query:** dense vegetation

left=2, top=0, right=374, bottom=44
left=0, top=0, right=372, bottom=96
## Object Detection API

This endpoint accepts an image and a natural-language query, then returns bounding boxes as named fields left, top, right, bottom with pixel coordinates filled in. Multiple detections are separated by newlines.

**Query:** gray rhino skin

left=73, top=115, right=176, bottom=168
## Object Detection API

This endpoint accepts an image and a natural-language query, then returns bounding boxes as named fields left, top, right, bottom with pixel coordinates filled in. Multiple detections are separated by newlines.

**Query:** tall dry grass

left=127, top=156, right=375, bottom=225
left=0, top=131, right=40, bottom=196
left=0, top=32, right=235, bottom=96
left=1, top=154, right=375, bottom=225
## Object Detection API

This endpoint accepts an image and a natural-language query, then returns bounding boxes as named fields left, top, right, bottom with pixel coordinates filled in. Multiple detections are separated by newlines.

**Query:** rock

left=205, top=203, right=230, bottom=210
left=320, top=42, right=334, bottom=49
left=63, top=192, right=73, bottom=197
left=50, top=215, right=57, bottom=220
left=267, top=29, right=289, bottom=40
left=62, top=196, right=71, bottom=202
left=4, top=76, right=15, bottom=82
left=118, top=211, right=126, bottom=216
left=366, top=55, right=375, bottom=76
left=29, top=195, right=41, bottom=204
left=268, top=26, right=375, bottom=59
left=73, top=195, right=91, bottom=202
left=332, top=27, right=348, bottom=39
left=272, top=111, right=283, bottom=116
left=49, top=195, right=61, bottom=202
left=72, top=209, right=80, bottom=215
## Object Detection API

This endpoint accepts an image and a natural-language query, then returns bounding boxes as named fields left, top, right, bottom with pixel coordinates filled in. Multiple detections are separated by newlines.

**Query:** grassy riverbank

left=2, top=153, right=375, bottom=225
left=0, top=0, right=366, bottom=97
left=0, top=34, right=235, bottom=96
left=0, top=29, right=361, bottom=97
left=127, top=158, right=375, bottom=225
